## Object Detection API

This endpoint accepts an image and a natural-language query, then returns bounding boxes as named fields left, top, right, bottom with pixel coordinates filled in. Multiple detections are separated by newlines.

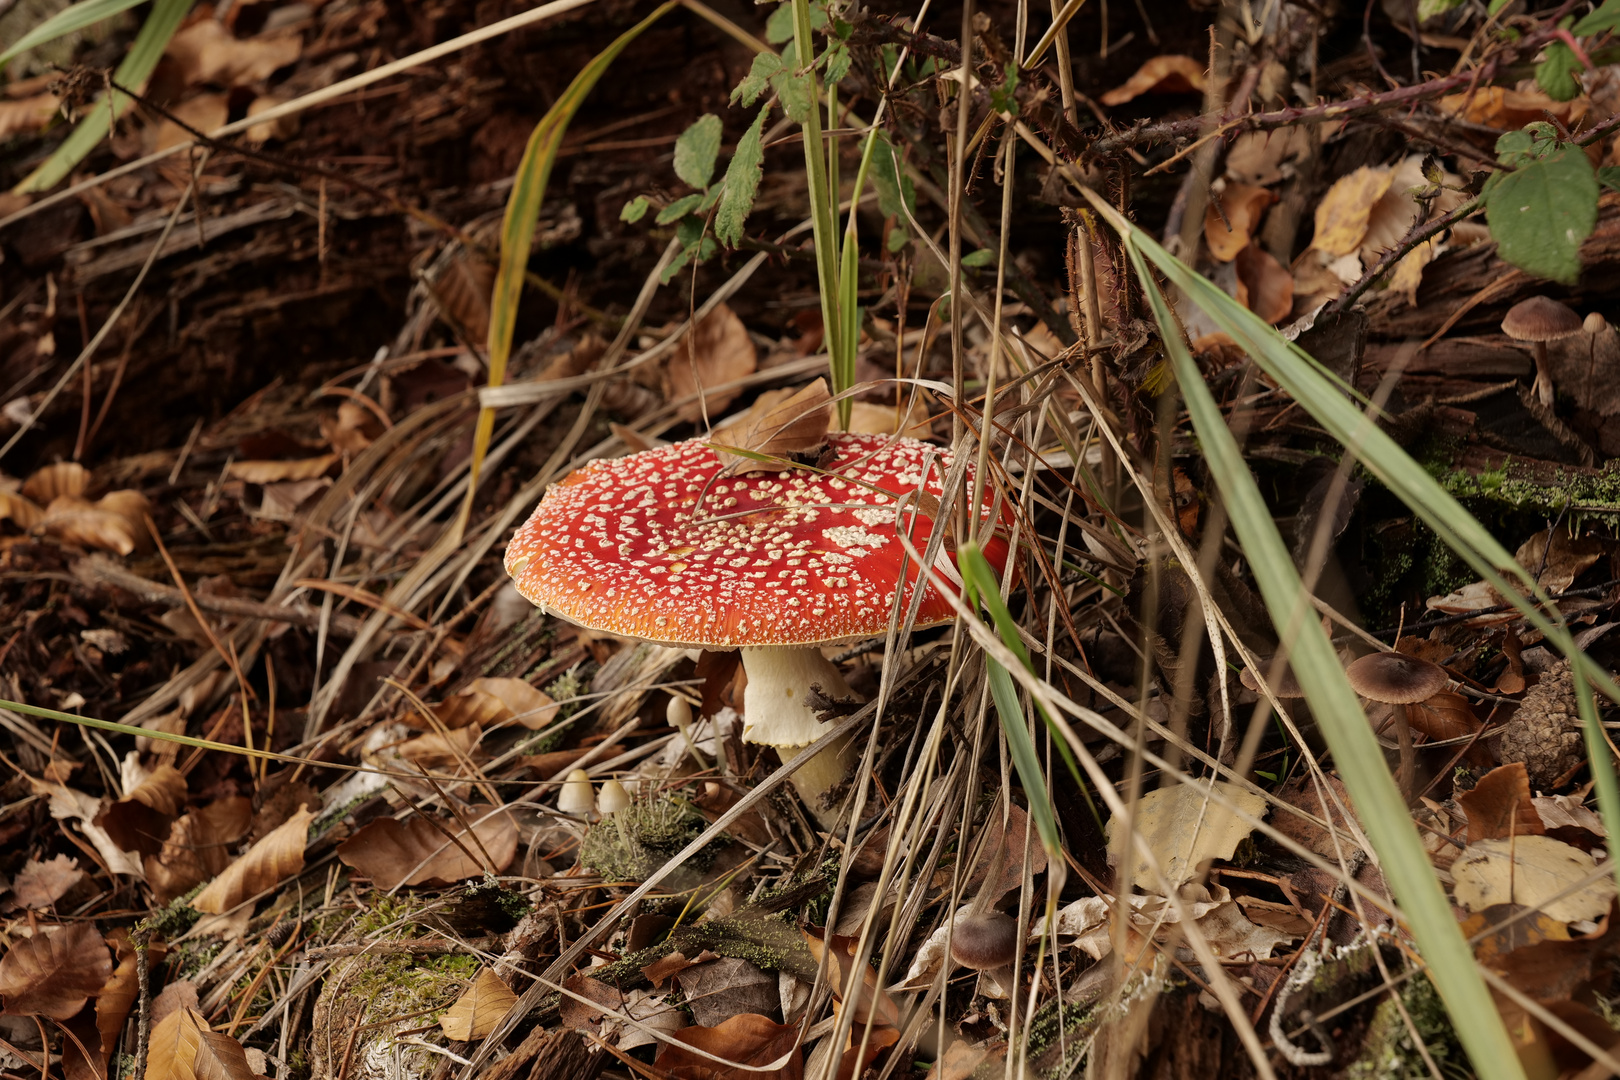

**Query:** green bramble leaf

left=655, top=192, right=705, bottom=225
left=1599, top=165, right=1620, bottom=193
left=716, top=104, right=771, bottom=247
left=673, top=114, right=723, bottom=190
left=990, top=63, right=1021, bottom=116
left=1536, top=42, right=1583, bottom=101
left=1484, top=144, right=1598, bottom=285
left=621, top=195, right=651, bottom=223
left=1575, top=0, right=1620, bottom=36
left=822, top=40, right=851, bottom=84
left=1495, top=122, right=1560, bottom=166
left=732, top=52, right=783, bottom=107
left=765, top=2, right=796, bottom=44
left=771, top=67, right=813, bottom=124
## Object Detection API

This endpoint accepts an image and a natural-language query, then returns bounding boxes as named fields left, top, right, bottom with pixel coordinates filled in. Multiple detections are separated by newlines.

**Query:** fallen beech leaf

left=257, top=478, right=328, bottom=523
left=31, top=779, right=144, bottom=877
left=465, top=677, right=558, bottom=729
left=1438, top=86, right=1586, bottom=130
left=243, top=94, right=297, bottom=145
left=227, top=455, right=339, bottom=484
left=965, top=803, right=1048, bottom=900
left=1311, top=166, right=1394, bottom=256
left=440, top=970, right=517, bottom=1041
left=397, top=725, right=481, bottom=769
left=676, top=958, right=777, bottom=1027
left=1107, top=779, right=1267, bottom=891
left=23, top=462, right=89, bottom=503
left=192, top=805, right=313, bottom=914
left=144, top=1006, right=254, bottom=1080
left=39, top=490, right=151, bottom=555
left=654, top=1013, right=803, bottom=1080
left=1534, top=795, right=1607, bottom=837
left=152, top=94, right=228, bottom=154
left=1385, top=239, right=1440, bottom=308
left=1204, top=184, right=1273, bottom=262
left=557, top=972, right=623, bottom=1034
left=0, top=489, right=43, bottom=529
left=1461, top=904, right=1570, bottom=964
left=164, top=22, right=301, bottom=88
left=667, top=303, right=757, bottom=423
left=1407, top=691, right=1481, bottom=744
left=8, top=854, right=84, bottom=910
left=712, top=380, right=831, bottom=472
left=803, top=928, right=898, bottom=1027
left=1459, top=764, right=1543, bottom=845
left=146, top=797, right=254, bottom=904
left=1099, top=55, right=1207, bottom=106
left=840, top=400, right=932, bottom=439
left=1225, top=128, right=1313, bottom=187
left=830, top=1002, right=898, bottom=1080
left=1270, top=774, right=1361, bottom=858
left=1516, top=528, right=1606, bottom=595
left=1452, top=835, right=1616, bottom=923
left=97, top=763, right=187, bottom=858
left=335, top=806, right=517, bottom=890
left=604, top=989, right=686, bottom=1051
left=0, top=93, right=57, bottom=139
left=426, top=690, right=509, bottom=732
left=1233, top=243, right=1293, bottom=324
left=0, top=923, right=111, bottom=1019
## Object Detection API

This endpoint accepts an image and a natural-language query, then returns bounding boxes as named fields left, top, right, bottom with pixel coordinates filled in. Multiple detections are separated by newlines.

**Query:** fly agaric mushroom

left=505, top=432, right=1012, bottom=826
left=1345, top=652, right=1450, bottom=801
left=1502, top=296, right=1583, bottom=407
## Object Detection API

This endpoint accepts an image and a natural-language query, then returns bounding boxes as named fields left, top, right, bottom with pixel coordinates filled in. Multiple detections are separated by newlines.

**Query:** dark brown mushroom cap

left=950, top=911, right=1020, bottom=970
left=1344, top=652, right=1449, bottom=705
left=1502, top=296, right=1583, bottom=342
left=1240, top=662, right=1304, bottom=698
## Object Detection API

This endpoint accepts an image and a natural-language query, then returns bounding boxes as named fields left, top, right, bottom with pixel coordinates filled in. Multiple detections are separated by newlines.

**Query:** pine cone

left=1498, top=661, right=1584, bottom=791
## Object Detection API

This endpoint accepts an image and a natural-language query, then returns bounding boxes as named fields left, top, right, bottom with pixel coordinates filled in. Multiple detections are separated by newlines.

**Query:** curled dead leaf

left=152, top=94, right=229, bottom=154
left=164, top=21, right=301, bottom=88
left=1233, top=244, right=1293, bottom=325
left=23, top=461, right=89, bottom=503
left=1204, top=184, right=1273, bottom=262
left=712, top=380, right=831, bottom=472
left=653, top=1012, right=803, bottom=1080
left=464, top=677, right=558, bottom=729
left=336, top=806, right=517, bottom=890
left=397, top=725, right=482, bottom=769
left=440, top=969, right=517, bottom=1041
left=146, top=797, right=254, bottom=904
left=0, top=489, right=43, bottom=529
left=144, top=1006, right=255, bottom=1080
left=0, top=922, right=111, bottom=1020
left=192, top=805, right=313, bottom=914
left=1438, top=86, right=1586, bottom=130
left=667, top=303, right=757, bottom=424
left=1099, top=55, right=1207, bottom=106
left=96, top=762, right=187, bottom=858
left=39, top=490, right=151, bottom=555
left=1406, top=691, right=1480, bottom=744
left=0, top=94, right=58, bottom=139
left=227, top=455, right=339, bottom=484
left=1459, top=763, right=1545, bottom=844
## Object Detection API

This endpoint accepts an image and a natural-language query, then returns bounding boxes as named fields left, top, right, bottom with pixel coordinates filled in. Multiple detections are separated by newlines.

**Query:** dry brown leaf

left=440, top=969, right=517, bottom=1041
left=1233, top=244, right=1294, bottom=324
left=464, top=677, right=558, bottom=729
left=397, top=725, right=481, bottom=769
left=964, top=803, right=1048, bottom=900
left=164, top=21, right=301, bottom=88
left=1516, top=528, right=1607, bottom=594
left=422, top=690, right=504, bottom=731
left=192, top=805, right=313, bottom=914
left=23, top=462, right=89, bottom=502
left=1107, top=780, right=1267, bottom=891
left=667, top=303, right=757, bottom=423
left=0, top=489, right=44, bottom=529
left=1452, top=835, right=1616, bottom=923
left=1534, top=795, right=1607, bottom=837
left=144, top=1006, right=255, bottom=1080
left=94, top=930, right=165, bottom=1063
left=712, top=379, right=832, bottom=471
left=152, top=94, right=228, bottom=154
left=97, top=762, right=186, bottom=858
left=8, top=855, right=84, bottom=910
left=653, top=1013, right=803, bottom=1080
left=676, top=958, right=777, bottom=1028
left=840, top=400, right=932, bottom=439
left=335, top=806, right=517, bottom=890
left=803, top=929, right=898, bottom=1027
left=1204, top=184, right=1273, bottom=262
left=1225, top=128, right=1313, bottom=187
left=1099, top=55, right=1207, bottom=106
left=319, top=401, right=382, bottom=456
left=0, top=923, right=111, bottom=1020
left=1407, top=691, right=1481, bottom=744
left=257, top=478, right=329, bottom=523
left=1386, top=239, right=1440, bottom=309
left=0, top=93, right=58, bottom=139
left=243, top=94, right=297, bottom=144
left=1438, top=86, right=1586, bottom=130
left=39, top=491, right=150, bottom=556
left=227, top=455, right=339, bottom=484
left=1311, top=166, right=1394, bottom=256
left=1459, top=763, right=1545, bottom=844
left=31, top=779, right=144, bottom=877
left=557, top=972, right=623, bottom=1033
left=146, top=797, right=253, bottom=904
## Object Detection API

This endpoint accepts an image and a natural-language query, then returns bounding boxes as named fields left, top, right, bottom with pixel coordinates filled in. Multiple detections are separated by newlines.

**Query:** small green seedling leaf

left=961, top=248, right=995, bottom=268
left=1575, top=0, right=1620, bottom=36
left=1536, top=42, right=1583, bottom=101
left=1417, top=0, right=1464, bottom=17
left=1484, top=143, right=1598, bottom=285
left=732, top=52, right=784, bottom=107
left=621, top=195, right=651, bottom=223
left=990, top=63, right=1021, bottom=117
left=655, top=192, right=706, bottom=225
left=673, top=114, right=723, bottom=190
left=717, top=104, right=771, bottom=247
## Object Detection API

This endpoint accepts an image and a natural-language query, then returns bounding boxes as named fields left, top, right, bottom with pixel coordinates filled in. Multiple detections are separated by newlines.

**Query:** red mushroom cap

left=504, top=433, right=1012, bottom=648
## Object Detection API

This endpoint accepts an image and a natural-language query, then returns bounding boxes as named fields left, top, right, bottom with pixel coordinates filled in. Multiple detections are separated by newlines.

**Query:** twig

left=72, top=555, right=366, bottom=636
left=132, top=930, right=151, bottom=1080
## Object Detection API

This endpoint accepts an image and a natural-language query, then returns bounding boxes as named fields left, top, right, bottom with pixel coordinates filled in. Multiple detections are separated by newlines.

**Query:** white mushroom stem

left=739, top=647, right=861, bottom=827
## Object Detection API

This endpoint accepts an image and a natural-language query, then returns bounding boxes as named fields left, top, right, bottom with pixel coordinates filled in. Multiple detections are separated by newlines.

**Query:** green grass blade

left=1, top=0, right=149, bottom=66
left=465, top=1, right=676, bottom=531
left=1113, top=229, right=1526, bottom=1080
left=15, top=0, right=195, bottom=194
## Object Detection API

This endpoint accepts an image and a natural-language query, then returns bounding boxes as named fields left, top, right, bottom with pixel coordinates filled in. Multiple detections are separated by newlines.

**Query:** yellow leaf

left=1310, top=166, right=1394, bottom=257
left=145, top=1007, right=255, bottom=1080
left=1099, top=55, right=1207, bottom=106
left=440, top=969, right=517, bottom=1041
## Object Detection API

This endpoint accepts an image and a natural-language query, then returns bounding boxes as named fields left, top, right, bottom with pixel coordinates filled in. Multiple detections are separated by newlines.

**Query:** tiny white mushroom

left=597, top=778, right=632, bottom=815
left=557, top=768, right=595, bottom=818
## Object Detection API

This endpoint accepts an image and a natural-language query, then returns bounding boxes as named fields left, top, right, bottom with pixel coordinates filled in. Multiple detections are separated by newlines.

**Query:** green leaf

left=1600, top=166, right=1620, bottom=193
left=886, top=226, right=909, bottom=252
left=1104, top=212, right=1529, bottom=1080
left=869, top=132, right=915, bottom=220
left=764, top=2, right=796, bottom=44
left=655, top=192, right=705, bottom=225
left=822, top=40, right=851, bottom=85
left=989, top=63, right=1021, bottom=117
left=16, top=0, right=194, bottom=194
left=770, top=66, right=813, bottom=124
left=961, top=248, right=995, bottom=268
left=732, top=52, right=783, bottom=107
left=1575, top=0, right=1620, bottom=36
left=673, top=113, right=723, bottom=190
left=1484, top=145, right=1598, bottom=284
left=0, top=0, right=149, bottom=66
left=1495, top=122, right=1560, bottom=166
left=716, top=104, right=770, bottom=247
left=1417, top=0, right=1464, bottom=17
left=620, top=195, right=651, bottom=223
left=1536, top=42, right=1583, bottom=101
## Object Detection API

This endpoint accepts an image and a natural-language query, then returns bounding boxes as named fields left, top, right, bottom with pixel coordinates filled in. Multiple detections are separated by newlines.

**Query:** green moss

left=1438, top=460, right=1620, bottom=526
left=578, top=796, right=711, bottom=883
left=145, top=886, right=203, bottom=940
left=1345, top=973, right=1465, bottom=1080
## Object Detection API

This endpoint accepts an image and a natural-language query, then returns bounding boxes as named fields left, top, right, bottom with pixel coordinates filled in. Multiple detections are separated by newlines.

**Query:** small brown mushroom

left=1346, top=653, right=1450, bottom=802
left=950, top=910, right=1020, bottom=970
left=1240, top=662, right=1304, bottom=700
left=1502, top=296, right=1583, bottom=407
